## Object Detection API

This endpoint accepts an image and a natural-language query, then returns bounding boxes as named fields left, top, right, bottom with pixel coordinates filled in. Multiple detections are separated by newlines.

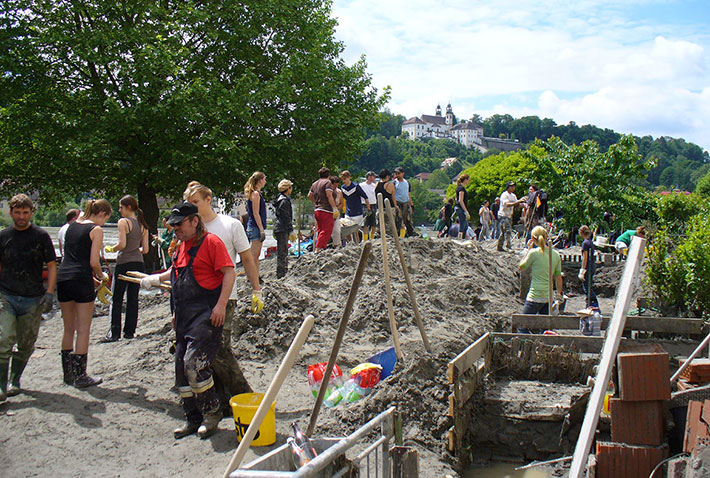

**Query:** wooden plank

left=491, top=333, right=606, bottom=354
left=447, top=427, right=455, bottom=452
left=569, top=235, right=646, bottom=478
left=448, top=394, right=455, bottom=417
left=511, top=314, right=704, bottom=334
left=454, top=362, right=484, bottom=406
left=447, top=332, right=490, bottom=384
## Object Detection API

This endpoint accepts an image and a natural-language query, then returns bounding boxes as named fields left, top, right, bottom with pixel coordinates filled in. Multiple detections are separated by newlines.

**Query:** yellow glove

left=96, top=284, right=113, bottom=305
left=251, top=290, right=264, bottom=313
left=105, top=245, right=116, bottom=253
left=99, top=272, right=110, bottom=287
left=333, top=210, right=340, bottom=220
left=288, top=232, right=298, bottom=242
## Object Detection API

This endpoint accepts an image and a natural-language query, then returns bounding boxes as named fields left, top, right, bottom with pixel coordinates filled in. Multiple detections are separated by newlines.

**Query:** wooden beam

left=491, top=333, right=606, bottom=353
left=511, top=314, right=705, bottom=335
left=448, top=332, right=490, bottom=384
left=569, top=236, right=646, bottom=478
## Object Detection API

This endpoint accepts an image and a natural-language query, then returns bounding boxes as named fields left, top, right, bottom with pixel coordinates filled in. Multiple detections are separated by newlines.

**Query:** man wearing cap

left=140, top=202, right=236, bottom=439
left=182, top=181, right=263, bottom=416
left=272, top=179, right=296, bottom=278
left=497, top=182, right=525, bottom=251
left=393, top=167, right=416, bottom=237
left=359, top=171, right=378, bottom=240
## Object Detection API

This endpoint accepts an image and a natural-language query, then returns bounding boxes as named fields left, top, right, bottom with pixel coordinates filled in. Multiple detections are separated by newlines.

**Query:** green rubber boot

left=0, top=359, right=9, bottom=402
left=8, top=356, right=29, bottom=396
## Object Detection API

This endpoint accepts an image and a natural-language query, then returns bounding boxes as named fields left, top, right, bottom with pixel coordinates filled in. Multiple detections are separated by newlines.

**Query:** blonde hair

left=81, top=199, right=112, bottom=220
left=183, top=181, right=212, bottom=201
left=278, top=179, right=293, bottom=192
left=244, top=172, right=265, bottom=197
left=531, top=225, right=548, bottom=251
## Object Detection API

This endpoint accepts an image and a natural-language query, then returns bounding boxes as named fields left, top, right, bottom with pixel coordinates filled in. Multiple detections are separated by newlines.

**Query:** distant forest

left=348, top=111, right=710, bottom=192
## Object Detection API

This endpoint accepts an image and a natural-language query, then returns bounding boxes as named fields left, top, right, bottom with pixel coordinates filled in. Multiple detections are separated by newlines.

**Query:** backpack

left=534, top=190, right=548, bottom=218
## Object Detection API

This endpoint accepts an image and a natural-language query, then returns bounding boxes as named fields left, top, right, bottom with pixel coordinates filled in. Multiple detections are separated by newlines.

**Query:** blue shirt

left=341, top=182, right=368, bottom=217
left=394, top=179, right=410, bottom=203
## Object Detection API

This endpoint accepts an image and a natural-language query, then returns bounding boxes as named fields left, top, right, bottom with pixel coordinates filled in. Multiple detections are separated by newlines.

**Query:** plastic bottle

left=420, top=225, right=428, bottom=239
left=590, top=311, right=602, bottom=336
left=291, top=423, right=317, bottom=461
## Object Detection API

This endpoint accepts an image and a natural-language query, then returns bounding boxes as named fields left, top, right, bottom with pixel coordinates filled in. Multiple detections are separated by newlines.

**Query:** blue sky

left=332, top=0, right=710, bottom=151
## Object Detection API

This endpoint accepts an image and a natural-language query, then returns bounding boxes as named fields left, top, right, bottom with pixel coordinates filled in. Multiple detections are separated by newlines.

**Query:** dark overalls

left=172, top=237, right=223, bottom=425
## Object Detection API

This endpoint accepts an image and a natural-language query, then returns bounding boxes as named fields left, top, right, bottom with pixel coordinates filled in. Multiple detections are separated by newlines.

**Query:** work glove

left=105, top=245, right=117, bottom=253
left=251, top=290, right=264, bottom=313
left=465, top=212, right=471, bottom=221
left=39, top=292, right=54, bottom=313
left=578, top=268, right=586, bottom=281
left=140, top=274, right=162, bottom=289
left=333, top=210, right=340, bottom=220
left=259, top=230, right=266, bottom=242
left=96, top=284, right=113, bottom=305
left=288, top=232, right=298, bottom=242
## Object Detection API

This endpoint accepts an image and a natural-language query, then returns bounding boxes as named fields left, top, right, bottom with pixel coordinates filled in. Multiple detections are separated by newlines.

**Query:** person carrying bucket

left=139, top=202, right=236, bottom=439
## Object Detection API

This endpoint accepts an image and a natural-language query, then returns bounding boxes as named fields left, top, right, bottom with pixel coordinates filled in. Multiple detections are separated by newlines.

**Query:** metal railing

left=230, top=407, right=396, bottom=478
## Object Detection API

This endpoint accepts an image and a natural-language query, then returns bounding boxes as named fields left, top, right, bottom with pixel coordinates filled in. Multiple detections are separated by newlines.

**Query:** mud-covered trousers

left=0, top=293, right=42, bottom=386
left=172, top=240, right=223, bottom=425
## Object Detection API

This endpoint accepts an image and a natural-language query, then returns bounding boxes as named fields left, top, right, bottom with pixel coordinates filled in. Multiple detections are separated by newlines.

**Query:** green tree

left=410, top=180, right=442, bottom=225
left=449, top=150, right=536, bottom=224
left=1, top=0, right=387, bottom=266
left=697, top=170, right=710, bottom=197
left=525, top=136, right=653, bottom=229
left=425, top=169, right=452, bottom=190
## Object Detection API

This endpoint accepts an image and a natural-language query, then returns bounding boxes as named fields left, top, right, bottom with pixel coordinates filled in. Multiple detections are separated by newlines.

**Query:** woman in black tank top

left=374, top=169, right=399, bottom=235
left=56, top=199, right=112, bottom=388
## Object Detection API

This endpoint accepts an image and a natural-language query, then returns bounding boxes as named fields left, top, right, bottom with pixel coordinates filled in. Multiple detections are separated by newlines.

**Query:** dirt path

left=1, top=238, right=623, bottom=477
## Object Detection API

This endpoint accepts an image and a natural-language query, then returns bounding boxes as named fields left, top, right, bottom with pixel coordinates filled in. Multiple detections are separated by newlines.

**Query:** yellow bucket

left=229, top=393, right=276, bottom=446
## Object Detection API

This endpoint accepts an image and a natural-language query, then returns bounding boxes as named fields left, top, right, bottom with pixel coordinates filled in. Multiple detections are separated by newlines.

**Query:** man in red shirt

left=308, top=167, right=338, bottom=252
left=141, top=202, right=235, bottom=439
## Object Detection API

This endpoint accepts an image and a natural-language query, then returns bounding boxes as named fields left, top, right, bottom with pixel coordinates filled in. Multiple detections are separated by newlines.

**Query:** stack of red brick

left=677, top=358, right=710, bottom=391
left=596, top=351, right=671, bottom=478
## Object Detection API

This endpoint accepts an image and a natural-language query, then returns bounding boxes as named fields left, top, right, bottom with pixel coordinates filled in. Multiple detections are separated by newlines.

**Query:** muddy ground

left=1, top=238, right=625, bottom=477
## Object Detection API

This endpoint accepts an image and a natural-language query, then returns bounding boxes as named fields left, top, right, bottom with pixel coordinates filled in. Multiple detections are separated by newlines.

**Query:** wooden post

left=306, top=242, right=372, bottom=436
left=392, top=446, right=419, bottom=478
left=378, top=193, right=403, bottom=361
left=384, top=199, right=431, bottom=352
left=568, top=236, right=646, bottom=478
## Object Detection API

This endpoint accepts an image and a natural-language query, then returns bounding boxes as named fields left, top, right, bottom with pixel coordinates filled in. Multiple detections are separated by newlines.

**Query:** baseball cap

left=278, top=179, right=293, bottom=192
left=366, top=171, right=376, bottom=178
left=506, top=181, right=516, bottom=188
left=167, top=202, right=198, bottom=225
left=394, top=167, right=404, bottom=173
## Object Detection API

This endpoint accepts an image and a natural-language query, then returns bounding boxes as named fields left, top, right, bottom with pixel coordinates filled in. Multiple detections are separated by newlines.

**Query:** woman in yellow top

left=519, top=226, right=563, bottom=316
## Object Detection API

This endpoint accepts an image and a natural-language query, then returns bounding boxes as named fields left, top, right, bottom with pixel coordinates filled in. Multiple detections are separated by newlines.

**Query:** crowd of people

left=0, top=168, right=646, bottom=437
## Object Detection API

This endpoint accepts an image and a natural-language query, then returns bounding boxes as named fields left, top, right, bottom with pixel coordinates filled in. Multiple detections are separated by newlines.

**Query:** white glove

left=140, top=274, right=162, bottom=289
left=578, top=268, right=586, bottom=281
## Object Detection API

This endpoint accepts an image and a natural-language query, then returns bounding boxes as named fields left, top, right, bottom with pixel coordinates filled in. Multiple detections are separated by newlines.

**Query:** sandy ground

left=1, top=237, right=625, bottom=477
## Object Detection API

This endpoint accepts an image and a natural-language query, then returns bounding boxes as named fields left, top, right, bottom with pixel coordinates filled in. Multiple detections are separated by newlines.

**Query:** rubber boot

left=71, top=353, right=102, bottom=388
left=61, top=350, right=74, bottom=385
left=0, top=359, right=9, bottom=402
left=173, top=421, right=200, bottom=439
left=195, top=387, right=222, bottom=439
left=7, top=356, right=29, bottom=396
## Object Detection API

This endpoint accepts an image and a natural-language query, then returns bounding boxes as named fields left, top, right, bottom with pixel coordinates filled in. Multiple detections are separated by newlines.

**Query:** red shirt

left=174, top=233, right=234, bottom=290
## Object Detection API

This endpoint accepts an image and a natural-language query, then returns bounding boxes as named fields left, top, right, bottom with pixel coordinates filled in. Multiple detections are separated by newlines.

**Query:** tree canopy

left=1, top=0, right=388, bottom=240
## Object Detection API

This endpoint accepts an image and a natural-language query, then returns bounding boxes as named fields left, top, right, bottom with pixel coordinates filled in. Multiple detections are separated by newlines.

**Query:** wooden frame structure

left=510, top=314, right=706, bottom=335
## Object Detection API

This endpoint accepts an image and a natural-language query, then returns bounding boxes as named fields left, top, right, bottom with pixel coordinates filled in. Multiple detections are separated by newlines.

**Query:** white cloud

left=332, top=0, right=710, bottom=150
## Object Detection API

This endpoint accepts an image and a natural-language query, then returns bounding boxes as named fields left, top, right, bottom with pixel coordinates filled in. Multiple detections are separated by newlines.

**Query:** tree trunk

left=137, top=182, right=161, bottom=272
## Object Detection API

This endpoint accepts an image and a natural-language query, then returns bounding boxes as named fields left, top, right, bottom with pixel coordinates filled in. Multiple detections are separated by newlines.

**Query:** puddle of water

left=465, top=463, right=554, bottom=478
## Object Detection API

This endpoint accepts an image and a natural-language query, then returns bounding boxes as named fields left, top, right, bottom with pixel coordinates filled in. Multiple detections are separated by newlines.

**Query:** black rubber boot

left=195, top=387, right=222, bottom=439
left=0, top=359, right=9, bottom=402
left=8, top=356, right=28, bottom=397
left=71, top=353, right=102, bottom=388
left=61, top=350, right=74, bottom=385
left=174, top=421, right=200, bottom=439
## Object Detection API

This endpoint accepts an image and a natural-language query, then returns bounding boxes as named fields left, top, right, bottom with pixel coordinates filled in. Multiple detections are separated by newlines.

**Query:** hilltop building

left=402, top=104, right=521, bottom=153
